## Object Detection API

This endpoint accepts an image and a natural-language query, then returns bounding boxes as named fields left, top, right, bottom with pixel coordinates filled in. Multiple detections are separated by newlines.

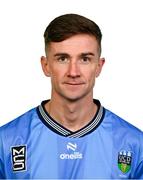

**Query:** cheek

left=81, top=67, right=96, bottom=81
left=89, top=73, right=96, bottom=84
left=50, top=68, right=65, bottom=83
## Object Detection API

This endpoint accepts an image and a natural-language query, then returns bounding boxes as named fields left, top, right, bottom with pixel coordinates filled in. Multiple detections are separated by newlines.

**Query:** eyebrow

left=54, top=53, right=70, bottom=57
left=80, top=52, right=95, bottom=56
left=54, top=52, right=95, bottom=57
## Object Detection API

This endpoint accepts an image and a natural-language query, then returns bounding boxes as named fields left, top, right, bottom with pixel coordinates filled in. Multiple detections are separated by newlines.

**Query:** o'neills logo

left=60, top=142, right=83, bottom=160
left=60, top=152, right=83, bottom=159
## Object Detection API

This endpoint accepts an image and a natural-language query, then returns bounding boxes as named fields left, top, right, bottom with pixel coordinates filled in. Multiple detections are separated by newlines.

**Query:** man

left=0, top=14, right=143, bottom=179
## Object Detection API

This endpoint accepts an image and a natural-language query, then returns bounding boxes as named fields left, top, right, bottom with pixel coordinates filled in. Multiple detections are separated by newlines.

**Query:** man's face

left=41, top=34, right=105, bottom=101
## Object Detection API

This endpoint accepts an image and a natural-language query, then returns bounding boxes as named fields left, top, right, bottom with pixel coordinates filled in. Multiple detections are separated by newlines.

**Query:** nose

left=67, top=61, right=80, bottom=78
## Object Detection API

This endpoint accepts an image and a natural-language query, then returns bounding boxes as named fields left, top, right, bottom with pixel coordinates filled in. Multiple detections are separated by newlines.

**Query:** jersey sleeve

left=0, top=160, right=5, bottom=179
left=135, top=160, right=143, bottom=178
left=134, top=131, right=143, bottom=178
left=0, top=129, right=5, bottom=178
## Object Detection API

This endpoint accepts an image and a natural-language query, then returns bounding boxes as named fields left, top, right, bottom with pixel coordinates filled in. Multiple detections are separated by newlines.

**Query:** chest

left=4, top=130, right=135, bottom=179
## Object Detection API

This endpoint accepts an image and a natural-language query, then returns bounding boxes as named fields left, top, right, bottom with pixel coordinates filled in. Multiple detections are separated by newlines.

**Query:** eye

left=81, top=56, right=91, bottom=63
left=57, top=56, right=69, bottom=63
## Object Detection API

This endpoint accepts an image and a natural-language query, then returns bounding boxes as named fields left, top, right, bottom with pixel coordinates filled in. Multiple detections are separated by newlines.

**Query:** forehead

left=47, top=34, right=99, bottom=55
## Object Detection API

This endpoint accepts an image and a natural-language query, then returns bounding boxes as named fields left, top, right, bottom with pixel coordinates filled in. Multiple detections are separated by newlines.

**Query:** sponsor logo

left=11, top=145, right=27, bottom=172
left=60, top=142, right=83, bottom=160
left=118, top=150, right=132, bottom=174
left=67, top=142, right=77, bottom=151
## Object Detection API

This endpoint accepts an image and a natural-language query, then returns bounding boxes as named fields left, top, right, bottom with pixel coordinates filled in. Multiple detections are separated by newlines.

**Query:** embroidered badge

left=118, top=150, right=132, bottom=173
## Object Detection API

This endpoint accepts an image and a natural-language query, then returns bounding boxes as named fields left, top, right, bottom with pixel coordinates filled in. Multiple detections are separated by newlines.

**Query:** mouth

left=64, top=82, right=85, bottom=85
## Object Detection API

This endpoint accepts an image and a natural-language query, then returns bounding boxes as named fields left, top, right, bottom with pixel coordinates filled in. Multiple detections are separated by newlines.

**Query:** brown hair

left=44, top=14, right=102, bottom=53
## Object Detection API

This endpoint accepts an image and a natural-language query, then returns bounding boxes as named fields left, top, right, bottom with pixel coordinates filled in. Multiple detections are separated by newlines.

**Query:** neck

left=45, top=95, right=97, bottom=132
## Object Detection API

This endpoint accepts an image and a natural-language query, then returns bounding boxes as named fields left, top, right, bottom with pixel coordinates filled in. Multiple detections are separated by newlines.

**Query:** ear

left=40, top=56, right=50, bottom=77
left=95, top=57, right=105, bottom=77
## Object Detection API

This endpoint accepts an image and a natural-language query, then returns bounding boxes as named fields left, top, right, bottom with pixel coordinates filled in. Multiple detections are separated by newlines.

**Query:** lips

left=64, top=82, right=85, bottom=85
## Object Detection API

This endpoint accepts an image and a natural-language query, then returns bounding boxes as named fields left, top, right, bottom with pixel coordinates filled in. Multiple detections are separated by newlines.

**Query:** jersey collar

left=37, top=99, right=105, bottom=138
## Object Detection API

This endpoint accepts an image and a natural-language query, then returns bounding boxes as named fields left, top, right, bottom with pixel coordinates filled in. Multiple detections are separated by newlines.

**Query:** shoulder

left=104, top=108, right=143, bottom=174
left=0, top=107, right=38, bottom=137
left=104, top=108, right=143, bottom=141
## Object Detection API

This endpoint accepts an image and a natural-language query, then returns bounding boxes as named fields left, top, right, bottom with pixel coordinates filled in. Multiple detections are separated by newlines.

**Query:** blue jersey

left=0, top=99, right=143, bottom=179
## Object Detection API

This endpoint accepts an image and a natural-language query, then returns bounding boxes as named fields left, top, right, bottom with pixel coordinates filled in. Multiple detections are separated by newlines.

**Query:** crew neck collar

left=37, top=99, right=105, bottom=138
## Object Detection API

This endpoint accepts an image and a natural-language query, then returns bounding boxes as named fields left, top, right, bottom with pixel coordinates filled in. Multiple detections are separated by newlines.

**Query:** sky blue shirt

left=0, top=100, right=143, bottom=179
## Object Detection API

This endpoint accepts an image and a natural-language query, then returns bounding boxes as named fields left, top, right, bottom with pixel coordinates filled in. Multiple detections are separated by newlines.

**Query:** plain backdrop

left=0, top=0, right=142, bottom=130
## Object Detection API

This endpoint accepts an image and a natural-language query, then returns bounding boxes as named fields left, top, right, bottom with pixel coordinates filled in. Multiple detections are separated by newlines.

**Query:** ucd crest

left=118, top=150, right=132, bottom=173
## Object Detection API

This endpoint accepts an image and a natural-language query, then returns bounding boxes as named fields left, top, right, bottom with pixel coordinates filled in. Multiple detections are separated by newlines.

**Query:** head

left=44, top=13, right=102, bottom=56
left=41, top=14, right=105, bottom=102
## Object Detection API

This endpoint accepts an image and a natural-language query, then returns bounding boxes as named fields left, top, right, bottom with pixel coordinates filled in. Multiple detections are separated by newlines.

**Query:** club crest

left=118, top=150, right=132, bottom=173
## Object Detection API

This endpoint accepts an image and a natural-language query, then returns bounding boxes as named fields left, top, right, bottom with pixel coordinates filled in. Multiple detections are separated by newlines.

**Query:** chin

left=61, top=92, right=88, bottom=102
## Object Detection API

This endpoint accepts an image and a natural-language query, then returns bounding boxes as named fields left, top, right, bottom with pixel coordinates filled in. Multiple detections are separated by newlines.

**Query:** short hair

left=44, top=14, right=102, bottom=54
